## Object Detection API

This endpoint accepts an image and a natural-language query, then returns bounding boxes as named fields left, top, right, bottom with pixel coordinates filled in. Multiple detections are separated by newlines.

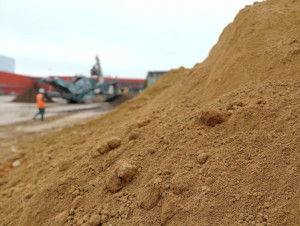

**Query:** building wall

left=0, top=71, right=71, bottom=95
left=146, top=71, right=168, bottom=86
left=104, top=77, right=145, bottom=93
left=0, top=72, right=143, bottom=95
left=0, top=55, right=15, bottom=73
left=0, top=71, right=35, bottom=95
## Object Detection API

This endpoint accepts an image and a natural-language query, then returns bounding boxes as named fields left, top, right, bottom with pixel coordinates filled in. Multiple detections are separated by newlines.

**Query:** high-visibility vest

left=36, top=93, right=46, bottom=108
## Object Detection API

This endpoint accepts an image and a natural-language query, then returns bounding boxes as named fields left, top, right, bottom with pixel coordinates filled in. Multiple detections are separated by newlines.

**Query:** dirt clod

left=89, top=214, right=101, bottom=226
left=197, top=153, right=209, bottom=164
left=107, top=137, right=122, bottom=149
left=96, top=143, right=110, bottom=154
left=138, top=183, right=161, bottom=210
left=115, top=161, right=137, bottom=182
left=106, top=174, right=123, bottom=193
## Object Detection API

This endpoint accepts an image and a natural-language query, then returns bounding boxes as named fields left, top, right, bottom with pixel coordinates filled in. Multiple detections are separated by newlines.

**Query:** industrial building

left=0, top=71, right=72, bottom=95
left=0, top=71, right=38, bottom=95
left=145, top=71, right=168, bottom=87
left=104, top=77, right=145, bottom=93
left=0, top=71, right=145, bottom=95
left=0, top=55, right=15, bottom=73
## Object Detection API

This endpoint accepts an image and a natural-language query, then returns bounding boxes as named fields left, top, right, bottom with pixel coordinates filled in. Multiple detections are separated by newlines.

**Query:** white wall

left=0, top=55, right=15, bottom=73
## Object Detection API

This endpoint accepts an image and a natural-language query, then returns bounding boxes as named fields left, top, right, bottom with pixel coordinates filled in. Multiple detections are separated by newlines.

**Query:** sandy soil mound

left=110, top=93, right=138, bottom=107
left=1, top=0, right=300, bottom=225
left=12, top=82, right=53, bottom=103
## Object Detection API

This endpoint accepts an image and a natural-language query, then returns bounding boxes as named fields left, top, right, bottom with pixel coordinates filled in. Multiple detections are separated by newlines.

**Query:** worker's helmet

left=39, top=88, right=45, bottom=94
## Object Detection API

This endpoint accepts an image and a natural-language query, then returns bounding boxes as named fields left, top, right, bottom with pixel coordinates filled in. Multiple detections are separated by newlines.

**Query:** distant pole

left=95, top=55, right=104, bottom=84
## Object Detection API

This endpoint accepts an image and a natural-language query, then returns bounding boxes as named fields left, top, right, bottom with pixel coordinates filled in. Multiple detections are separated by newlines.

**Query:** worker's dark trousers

left=33, top=108, right=45, bottom=121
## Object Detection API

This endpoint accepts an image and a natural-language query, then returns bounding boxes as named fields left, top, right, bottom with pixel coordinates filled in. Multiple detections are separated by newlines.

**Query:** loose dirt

left=1, top=0, right=300, bottom=225
left=12, top=82, right=53, bottom=103
left=110, top=93, right=137, bottom=107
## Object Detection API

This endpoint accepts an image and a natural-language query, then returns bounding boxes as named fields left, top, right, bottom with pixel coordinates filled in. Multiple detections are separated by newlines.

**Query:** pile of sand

left=110, top=93, right=138, bottom=106
left=12, top=82, right=53, bottom=103
left=0, top=0, right=300, bottom=225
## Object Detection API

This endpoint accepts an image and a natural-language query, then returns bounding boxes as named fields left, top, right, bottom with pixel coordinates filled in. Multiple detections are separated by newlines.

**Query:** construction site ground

left=0, top=96, right=114, bottom=164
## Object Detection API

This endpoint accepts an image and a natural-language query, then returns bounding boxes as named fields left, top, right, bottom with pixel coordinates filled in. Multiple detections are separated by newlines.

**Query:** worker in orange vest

left=33, top=88, right=46, bottom=121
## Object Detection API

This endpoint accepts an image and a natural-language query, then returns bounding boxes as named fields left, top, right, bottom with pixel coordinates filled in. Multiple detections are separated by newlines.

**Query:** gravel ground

left=0, top=96, right=114, bottom=126
left=0, top=95, right=115, bottom=162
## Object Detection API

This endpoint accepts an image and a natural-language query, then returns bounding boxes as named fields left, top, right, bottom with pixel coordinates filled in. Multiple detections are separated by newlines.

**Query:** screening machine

left=38, top=76, right=117, bottom=103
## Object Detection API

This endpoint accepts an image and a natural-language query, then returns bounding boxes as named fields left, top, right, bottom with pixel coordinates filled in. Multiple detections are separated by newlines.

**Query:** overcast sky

left=0, top=0, right=260, bottom=78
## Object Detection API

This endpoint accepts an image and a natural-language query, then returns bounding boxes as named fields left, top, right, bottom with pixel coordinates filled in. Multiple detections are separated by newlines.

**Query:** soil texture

left=0, top=0, right=300, bottom=225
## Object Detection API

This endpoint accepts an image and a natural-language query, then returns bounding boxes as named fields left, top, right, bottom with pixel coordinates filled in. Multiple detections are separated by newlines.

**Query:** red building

left=0, top=71, right=145, bottom=95
left=0, top=71, right=37, bottom=95
left=0, top=71, right=71, bottom=95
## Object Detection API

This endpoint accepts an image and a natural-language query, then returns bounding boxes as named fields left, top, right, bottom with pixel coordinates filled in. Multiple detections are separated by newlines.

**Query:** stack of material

left=110, top=93, right=138, bottom=106
left=0, top=0, right=300, bottom=225
left=12, top=82, right=53, bottom=103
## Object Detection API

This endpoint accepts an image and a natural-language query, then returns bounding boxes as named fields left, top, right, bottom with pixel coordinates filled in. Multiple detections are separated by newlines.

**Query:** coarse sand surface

left=0, top=0, right=300, bottom=225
